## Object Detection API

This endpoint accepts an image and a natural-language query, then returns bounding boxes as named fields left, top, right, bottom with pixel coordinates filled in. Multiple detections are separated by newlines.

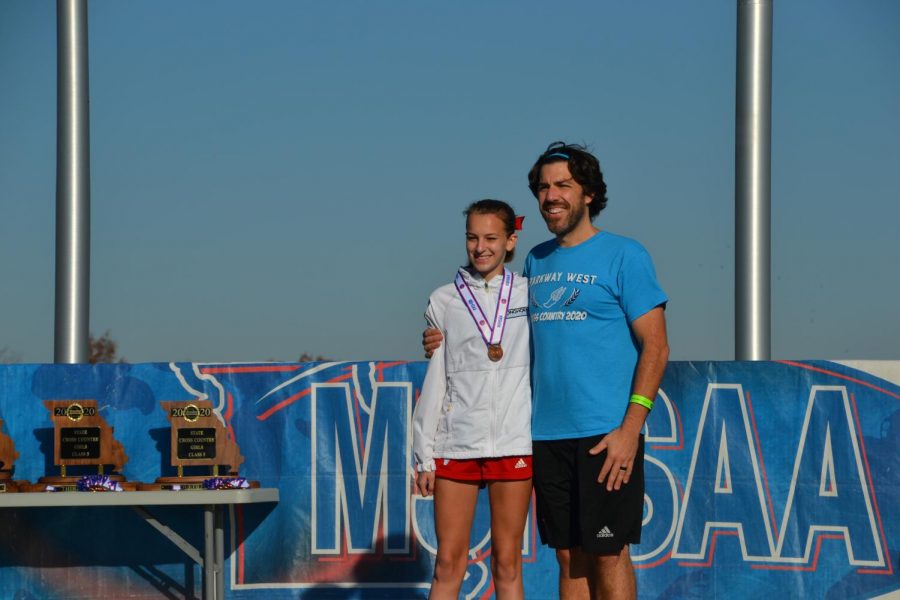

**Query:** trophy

left=27, top=400, right=136, bottom=491
left=0, top=419, right=21, bottom=492
left=141, top=400, right=257, bottom=490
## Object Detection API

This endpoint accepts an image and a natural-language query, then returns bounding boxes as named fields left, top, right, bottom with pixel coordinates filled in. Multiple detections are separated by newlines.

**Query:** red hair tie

left=514, top=215, right=525, bottom=231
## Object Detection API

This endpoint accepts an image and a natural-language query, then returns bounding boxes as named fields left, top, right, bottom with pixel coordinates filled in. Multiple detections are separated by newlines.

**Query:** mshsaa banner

left=0, top=360, right=896, bottom=598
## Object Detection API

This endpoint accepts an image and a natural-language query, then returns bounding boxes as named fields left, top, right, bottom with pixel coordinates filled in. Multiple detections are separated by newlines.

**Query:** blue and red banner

left=0, top=360, right=897, bottom=598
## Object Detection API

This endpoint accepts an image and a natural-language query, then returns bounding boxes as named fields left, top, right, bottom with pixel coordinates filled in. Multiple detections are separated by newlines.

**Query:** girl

left=413, top=199, right=532, bottom=599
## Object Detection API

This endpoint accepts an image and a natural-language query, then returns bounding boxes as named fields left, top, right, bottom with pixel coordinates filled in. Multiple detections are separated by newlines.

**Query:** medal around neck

left=455, top=268, right=514, bottom=362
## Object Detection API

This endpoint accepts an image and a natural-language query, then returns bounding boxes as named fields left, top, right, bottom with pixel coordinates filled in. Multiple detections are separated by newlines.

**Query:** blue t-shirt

left=523, top=231, right=668, bottom=440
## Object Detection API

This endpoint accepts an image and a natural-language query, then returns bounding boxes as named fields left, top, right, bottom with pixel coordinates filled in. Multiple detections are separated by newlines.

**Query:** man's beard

left=542, top=199, right=588, bottom=238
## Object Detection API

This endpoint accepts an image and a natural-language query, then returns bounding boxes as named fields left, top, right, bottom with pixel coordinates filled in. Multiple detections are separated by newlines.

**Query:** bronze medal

left=487, top=344, right=503, bottom=362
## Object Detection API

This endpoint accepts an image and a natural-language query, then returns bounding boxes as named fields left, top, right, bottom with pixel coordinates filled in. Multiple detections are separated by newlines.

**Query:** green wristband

left=630, top=393, right=654, bottom=411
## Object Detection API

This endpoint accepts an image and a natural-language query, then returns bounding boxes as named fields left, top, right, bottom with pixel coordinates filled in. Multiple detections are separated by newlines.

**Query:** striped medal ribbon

left=454, top=268, right=514, bottom=362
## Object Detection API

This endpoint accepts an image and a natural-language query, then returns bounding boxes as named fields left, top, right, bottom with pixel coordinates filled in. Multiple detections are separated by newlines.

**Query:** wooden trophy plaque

left=28, top=399, right=136, bottom=491
left=0, top=419, right=21, bottom=492
left=141, top=400, right=257, bottom=490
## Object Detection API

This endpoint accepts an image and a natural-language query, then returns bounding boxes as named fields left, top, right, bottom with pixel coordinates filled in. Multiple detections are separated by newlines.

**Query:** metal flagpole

left=735, top=0, right=772, bottom=360
left=54, top=0, right=91, bottom=364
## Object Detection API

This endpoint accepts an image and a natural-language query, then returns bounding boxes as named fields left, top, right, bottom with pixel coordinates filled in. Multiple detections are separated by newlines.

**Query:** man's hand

left=422, top=328, right=443, bottom=358
left=415, top=471, right=436, bottom=497
left=589, top=427, right=641, bottom=491
left=589, top=306, right=667, bottom=491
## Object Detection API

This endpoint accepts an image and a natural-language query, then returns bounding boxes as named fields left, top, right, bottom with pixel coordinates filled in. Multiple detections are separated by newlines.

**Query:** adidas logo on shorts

left=596, top=526, right=614, bottom=538
left=514, top=458, right=528, bottom=469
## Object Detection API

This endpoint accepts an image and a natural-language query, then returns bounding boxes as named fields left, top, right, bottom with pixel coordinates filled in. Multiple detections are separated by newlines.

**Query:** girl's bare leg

left=487, top=478, right=533, bottom=600
left=430, top=478, right=480, bottom=599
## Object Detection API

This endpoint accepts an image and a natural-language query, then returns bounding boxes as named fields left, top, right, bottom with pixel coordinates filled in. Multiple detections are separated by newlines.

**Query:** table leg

left=215, top=505, right=225, bottom=598
left=204, top=504, right=215, bottom=599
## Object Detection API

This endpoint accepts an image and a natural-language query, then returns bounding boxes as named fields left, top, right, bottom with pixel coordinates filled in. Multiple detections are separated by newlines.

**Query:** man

left=425, top=142, right=668, bottom=599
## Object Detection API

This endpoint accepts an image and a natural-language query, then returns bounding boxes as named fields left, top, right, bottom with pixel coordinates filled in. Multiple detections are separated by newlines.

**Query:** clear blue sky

left=1, top=1, right=898, bottom=363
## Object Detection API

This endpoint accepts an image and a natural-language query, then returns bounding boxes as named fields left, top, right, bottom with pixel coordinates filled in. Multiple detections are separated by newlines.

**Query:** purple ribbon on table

left=202, top=477, right=249, bottom=490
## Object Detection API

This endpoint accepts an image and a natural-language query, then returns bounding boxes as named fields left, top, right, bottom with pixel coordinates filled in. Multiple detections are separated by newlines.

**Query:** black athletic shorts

left=532, top=433, right=644, bottom=554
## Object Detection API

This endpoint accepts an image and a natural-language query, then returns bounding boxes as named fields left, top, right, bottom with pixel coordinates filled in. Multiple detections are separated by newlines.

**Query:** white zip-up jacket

left=413, top=267, right=531, bottom=472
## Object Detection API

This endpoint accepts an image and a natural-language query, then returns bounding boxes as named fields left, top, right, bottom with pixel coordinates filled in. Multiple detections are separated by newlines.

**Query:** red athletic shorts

left=435, top=455, right=532, bottom=484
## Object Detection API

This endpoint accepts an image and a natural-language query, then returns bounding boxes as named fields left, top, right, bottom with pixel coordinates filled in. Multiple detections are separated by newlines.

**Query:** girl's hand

left=416, top=471, right=436, bottom=497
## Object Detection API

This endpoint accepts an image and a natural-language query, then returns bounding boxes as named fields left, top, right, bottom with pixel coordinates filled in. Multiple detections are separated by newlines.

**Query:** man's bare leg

left=556, top=547, right=593, bottom=600
left=592, top=545, right=636, bottom=600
